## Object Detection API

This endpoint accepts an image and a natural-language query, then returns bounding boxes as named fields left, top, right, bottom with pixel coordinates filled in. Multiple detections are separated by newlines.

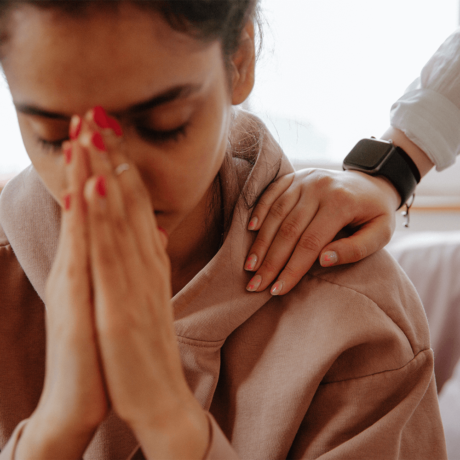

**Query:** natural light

left=0, top=0, right=459, bottom=177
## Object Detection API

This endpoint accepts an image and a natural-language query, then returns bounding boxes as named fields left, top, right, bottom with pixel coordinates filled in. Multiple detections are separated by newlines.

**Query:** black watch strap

left=378, top=146, right=420, bottom=209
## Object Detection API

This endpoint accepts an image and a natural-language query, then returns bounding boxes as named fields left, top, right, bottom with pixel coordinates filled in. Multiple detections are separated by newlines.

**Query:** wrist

left=131, top=396, right=209, bottom=460
left=381, top=127, right=434, bottom=178
left=347, top=170, right=400, bottom=211
left=16, top=409, right=97, bottom=460
left=343, top=137, right=420, bottom=208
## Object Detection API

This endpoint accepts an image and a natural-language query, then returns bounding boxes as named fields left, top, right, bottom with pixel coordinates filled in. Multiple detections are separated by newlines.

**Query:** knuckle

left=328, top=187, right=353, bottom=213
left=297, top=232, right=322, bottom=253
left=260, top=257, right=278, bottom=275
left=255, top=197, right=270, bottom=210
left=264, top=179, right=281, bottom=195
left=268, top=200, right=287, bottom=220
left=350, top=242, right=367, bottom=262
left=252, top=234, right=270, bottom=252
left=278, top=220, right=302, bottom=242
left=281, top=264, right=302, bottom=279
left=315, top=173, right=335, bottom=189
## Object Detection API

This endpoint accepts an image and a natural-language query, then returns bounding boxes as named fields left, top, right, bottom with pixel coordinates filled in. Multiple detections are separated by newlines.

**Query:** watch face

left=344, top=139, right=393, bottom=171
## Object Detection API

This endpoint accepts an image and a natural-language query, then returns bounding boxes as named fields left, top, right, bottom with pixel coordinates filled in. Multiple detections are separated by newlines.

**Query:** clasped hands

left=19, top=107, right=208, bottom=460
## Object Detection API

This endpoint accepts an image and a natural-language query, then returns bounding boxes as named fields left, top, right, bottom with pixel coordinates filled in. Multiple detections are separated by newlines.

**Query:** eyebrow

left=14, top=83, right=202, bottom=120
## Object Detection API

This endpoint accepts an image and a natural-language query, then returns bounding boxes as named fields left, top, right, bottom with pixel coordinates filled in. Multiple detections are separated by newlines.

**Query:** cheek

left=141, top=88, right=231, bottom=214
left=17, top=116, right=67, bottom=205
left=148, top=136, right=227, bottom=213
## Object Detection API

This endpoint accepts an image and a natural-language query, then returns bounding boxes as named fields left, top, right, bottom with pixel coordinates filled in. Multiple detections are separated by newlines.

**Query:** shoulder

left=271, top=248, right=431, bottom=382
left=308, top=248, right=427, bottom=347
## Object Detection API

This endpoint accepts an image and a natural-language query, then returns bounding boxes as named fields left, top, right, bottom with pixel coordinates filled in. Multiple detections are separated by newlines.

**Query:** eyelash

left=37, top=123, right=188, bottom=153
left=136, top=123, right=188, bottom=144
left=37, top=138, right=67, bottom=153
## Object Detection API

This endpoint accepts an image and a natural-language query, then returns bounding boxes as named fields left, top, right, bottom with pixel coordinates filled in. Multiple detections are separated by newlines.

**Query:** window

left=250, top=0, right=459, bottom=167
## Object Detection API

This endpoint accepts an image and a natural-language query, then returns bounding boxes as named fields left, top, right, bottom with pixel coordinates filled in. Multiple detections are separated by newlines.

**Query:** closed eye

left=37, top=137, right=68, bottom=152
left=136, top=123, right=188, bottom=144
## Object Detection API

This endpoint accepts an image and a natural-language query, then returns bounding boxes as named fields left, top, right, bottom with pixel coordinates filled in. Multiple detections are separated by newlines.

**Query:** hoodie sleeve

left=201, top=352, right=446, bottom=460
left=390, top=27, right=460, bottom=171
left=288, top=350, right=447, bottom=459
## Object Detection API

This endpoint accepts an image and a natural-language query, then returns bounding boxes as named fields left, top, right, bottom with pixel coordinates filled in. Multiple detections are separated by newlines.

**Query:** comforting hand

left=244, top=168, right=399, bottom=296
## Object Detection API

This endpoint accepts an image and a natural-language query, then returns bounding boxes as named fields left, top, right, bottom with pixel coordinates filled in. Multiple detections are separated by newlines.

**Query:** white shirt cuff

left=390, top=88, right=460, bottom=171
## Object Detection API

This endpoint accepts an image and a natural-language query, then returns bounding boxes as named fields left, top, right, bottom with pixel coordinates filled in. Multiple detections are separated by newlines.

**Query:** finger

left=247, top=173, right=295, bottom=231
left=320, top=215, right=395, bottom=267
left=244, top=188, right=312, bottom=273
left=48, top=139, right=90, bottom=314
left=87, top=107, right=165, bottom=259
left=84, top=107, right=123, bottom=168
left=83, top=174, right=137, bottom=305
left=81, top=108, right=163, bottom=266
left=250, top=207, right=348, bottom=295
left=59, top=139, right=89, bottom=260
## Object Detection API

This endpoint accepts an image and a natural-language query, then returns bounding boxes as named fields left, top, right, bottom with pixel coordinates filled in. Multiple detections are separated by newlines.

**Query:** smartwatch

left=342, top=138, right=421, bottom=209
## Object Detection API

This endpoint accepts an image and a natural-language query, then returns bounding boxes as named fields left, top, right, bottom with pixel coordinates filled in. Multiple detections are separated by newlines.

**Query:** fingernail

left=108, top=117, right=123, bottom=137
left=248, top=217, right=258, bottom=230
left=246, top=275, right=262, bottom=292
left=64, top=193, right=71, bottom=211
left=270, top=281, right=284, bottom=296
left=245, top=254, right=258, bottom=271
left=320, top=251, right=338, bottom=267
left=95, top=176, right=106, bottom=197
left=93, top=106, right=111, bottom=129
left=69, top=115, right=82, bottom=140
left=92, top=132, right=106, bottom=151
left=64, top=145, right=72, bottom=164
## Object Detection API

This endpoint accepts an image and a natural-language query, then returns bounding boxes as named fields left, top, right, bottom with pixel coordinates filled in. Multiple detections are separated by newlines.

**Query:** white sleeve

left=390, top=27, right=460, bottom=171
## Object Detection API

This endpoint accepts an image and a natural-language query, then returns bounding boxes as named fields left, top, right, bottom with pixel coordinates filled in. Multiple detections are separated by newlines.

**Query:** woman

left=0, top=1, right=446, bottom=458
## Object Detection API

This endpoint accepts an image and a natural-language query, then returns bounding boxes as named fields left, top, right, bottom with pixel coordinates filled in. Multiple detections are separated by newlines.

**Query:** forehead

left=2, top=3, right=223, bottom=113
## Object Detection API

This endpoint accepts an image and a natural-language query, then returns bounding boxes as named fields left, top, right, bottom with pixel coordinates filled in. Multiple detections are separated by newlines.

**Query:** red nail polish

left=157, top=226, right=168, bottom=237
left=92, top=132, right=106, bottom=151
left=93, top=106, right=111, bottom=129
left=69, top=116, right=82, bottom=140
left=64, top=193, right=71, bottom=210
left=108, top=117, right=123, bottom=137
left=64, top=145, right=72, bottom=164
left=95, top=176, right=106, bottom=197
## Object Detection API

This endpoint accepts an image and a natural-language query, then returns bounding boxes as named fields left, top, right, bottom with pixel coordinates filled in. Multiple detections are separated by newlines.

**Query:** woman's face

left=1, top=3, right=250, bottom=234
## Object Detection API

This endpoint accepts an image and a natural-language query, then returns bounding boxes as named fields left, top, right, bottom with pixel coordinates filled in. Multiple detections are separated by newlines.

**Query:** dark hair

left=0, top=0, right=261, bottom=60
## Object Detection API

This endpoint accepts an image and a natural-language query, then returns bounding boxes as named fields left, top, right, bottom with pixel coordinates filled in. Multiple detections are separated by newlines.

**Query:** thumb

left=320, top=217, right=394, bottom=267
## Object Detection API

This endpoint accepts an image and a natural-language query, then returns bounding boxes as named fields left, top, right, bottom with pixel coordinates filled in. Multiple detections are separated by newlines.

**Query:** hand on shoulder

left=244, top=167, right=399, bottom=296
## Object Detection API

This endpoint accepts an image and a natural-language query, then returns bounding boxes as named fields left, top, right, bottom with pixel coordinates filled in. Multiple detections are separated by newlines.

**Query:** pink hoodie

left=0, top=111, right=447, bottom=459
